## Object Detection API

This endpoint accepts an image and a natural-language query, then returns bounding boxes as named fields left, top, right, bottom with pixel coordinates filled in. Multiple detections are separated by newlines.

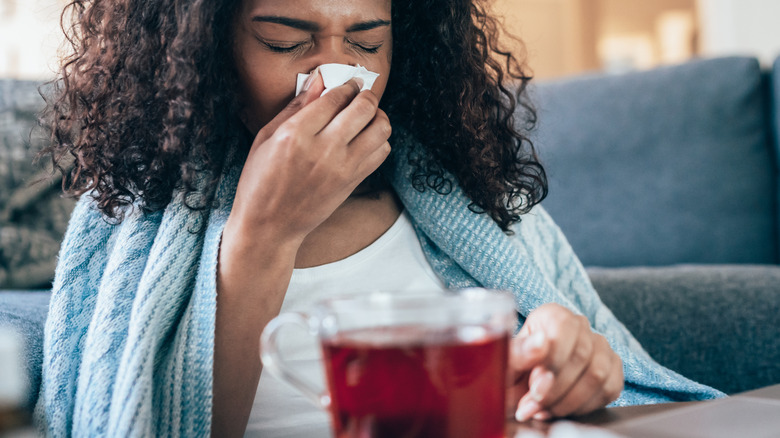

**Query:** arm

left=212, top=220, right=300, bottom=437
left=211, top=73, right=392, bottom=437
left=509, top=303, right=623, bottom=421
left=505, top=206, right=723, bottom=421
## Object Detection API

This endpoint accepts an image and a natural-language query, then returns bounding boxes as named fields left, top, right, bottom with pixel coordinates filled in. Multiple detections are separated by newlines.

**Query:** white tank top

left=244, top=210, right=447, bottom=437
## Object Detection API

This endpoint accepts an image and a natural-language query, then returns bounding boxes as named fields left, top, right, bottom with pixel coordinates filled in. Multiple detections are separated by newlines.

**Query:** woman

left=37, top=0, right=723, bottom=436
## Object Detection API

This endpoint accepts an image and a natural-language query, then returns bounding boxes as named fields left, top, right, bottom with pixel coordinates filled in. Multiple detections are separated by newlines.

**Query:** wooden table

left=505, top=384, right=780, bottom=437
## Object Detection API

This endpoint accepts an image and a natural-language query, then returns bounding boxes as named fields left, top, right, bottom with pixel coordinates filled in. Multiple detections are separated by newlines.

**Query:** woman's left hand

left=508, top=303, right=624, bottom=422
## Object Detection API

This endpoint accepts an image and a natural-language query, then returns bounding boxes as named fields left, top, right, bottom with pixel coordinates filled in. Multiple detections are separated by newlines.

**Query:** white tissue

left=295, top=63, right=380, bottom=96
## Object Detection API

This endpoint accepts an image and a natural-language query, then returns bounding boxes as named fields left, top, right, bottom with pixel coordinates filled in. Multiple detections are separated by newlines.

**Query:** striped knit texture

left=37, top=136, right=723, bottom=436
left=390, top=133, right=724, bottom=405
left=36, top=153, right=241, bottom=437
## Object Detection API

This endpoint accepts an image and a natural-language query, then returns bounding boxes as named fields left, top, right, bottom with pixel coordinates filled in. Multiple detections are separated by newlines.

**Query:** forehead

left=241, top=0, right=392, bottom=18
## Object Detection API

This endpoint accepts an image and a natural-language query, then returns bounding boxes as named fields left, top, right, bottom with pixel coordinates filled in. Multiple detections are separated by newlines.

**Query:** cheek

left=234, top=37, right=393, bottom=130
left=370, top=71, right=389, bottom=101
left=365, top=51, right=392, bottom=100
left=238, top=59, right=294, bottom=132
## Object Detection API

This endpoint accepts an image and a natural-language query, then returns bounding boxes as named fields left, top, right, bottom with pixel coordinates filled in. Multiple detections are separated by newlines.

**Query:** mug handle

left=260, top=312, right=331, bottom=409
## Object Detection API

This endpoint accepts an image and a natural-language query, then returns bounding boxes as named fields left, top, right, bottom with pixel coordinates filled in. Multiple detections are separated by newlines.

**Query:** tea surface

left=322, top=325, right=508, bottom=438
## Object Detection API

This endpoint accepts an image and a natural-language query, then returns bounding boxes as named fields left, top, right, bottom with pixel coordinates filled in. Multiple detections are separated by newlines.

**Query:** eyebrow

left=251, top=16, right=390, bottom=33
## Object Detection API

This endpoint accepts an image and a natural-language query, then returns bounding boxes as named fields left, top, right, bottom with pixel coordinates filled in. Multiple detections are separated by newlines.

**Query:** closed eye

left=256, top=36, right=382, bottom=55
left=348, top=39, right=382, bottom=53
left=353, top=44, right=380, bottom=53
left=257, top=37, right=307, bottom=53
left=266, top=43, right=304, bottom=53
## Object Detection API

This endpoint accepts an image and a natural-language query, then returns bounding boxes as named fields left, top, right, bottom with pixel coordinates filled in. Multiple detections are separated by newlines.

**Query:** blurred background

left=1, top=0, right=779, bottom=80
left=495, top=0, right=780, bottom=79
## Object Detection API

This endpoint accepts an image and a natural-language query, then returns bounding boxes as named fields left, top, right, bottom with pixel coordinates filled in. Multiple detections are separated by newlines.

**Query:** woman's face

left=233, top=0, right=393, bottom=132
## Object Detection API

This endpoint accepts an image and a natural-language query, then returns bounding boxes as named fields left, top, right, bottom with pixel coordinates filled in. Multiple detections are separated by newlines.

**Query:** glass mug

left=260, top=288, right=518, bottom=438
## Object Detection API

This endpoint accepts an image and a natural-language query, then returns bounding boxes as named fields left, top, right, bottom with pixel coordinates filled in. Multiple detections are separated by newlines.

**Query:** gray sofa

left=533, top=55, right=780, bottom=395
left=1, top=56, right=779, bottom=413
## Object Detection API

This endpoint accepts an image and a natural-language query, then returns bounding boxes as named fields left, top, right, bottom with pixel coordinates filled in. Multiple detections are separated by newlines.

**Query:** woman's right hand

left=212, top=72, right=392, bottom=438
left=226, top=71, right=393, bottom=250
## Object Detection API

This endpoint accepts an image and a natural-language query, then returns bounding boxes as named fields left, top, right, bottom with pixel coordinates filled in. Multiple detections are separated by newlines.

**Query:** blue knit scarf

left=36, top=139, right=723, bottom=436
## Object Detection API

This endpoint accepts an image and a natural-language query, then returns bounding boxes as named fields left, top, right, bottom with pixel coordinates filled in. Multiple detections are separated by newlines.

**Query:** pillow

left=0, top=79, right=76, bottom=289
left=532, top=57, right=776, bottom=266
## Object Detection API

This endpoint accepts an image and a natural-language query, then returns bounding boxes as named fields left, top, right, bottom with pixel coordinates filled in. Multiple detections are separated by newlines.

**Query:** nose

left=306, top=36, right=358, bottom=69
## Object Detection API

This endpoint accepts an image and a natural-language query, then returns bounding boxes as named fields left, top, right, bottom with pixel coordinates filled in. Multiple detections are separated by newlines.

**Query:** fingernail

left=351, top=76, right=364, bottom=90
left=515, top=400, right=540, bottom=422
left=530, top=371, right=554, bottom=402
left=523, top=332, right=546, bottom=354
left=302, top=68, right=319, bottom=92
left=533, top=410, right=552, bottom=421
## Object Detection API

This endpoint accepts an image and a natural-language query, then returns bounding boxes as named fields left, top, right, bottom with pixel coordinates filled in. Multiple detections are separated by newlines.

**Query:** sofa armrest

left=589, top=265, right=780, bottom=394
left=0, top=290, right=51, bottom=410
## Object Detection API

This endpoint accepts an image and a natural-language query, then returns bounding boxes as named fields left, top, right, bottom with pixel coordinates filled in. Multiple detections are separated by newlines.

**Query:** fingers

left=349, top=108, right=391, bottom=152
left=512, top=304, right=624, bottom=422
left=534, top=315, right=594, bottom=404
left=571, top=338, right=624, bottom=416
left=538, top=308, right=583, bottom=372
left=256, top=74, right=366, bottom=147
left=508, top=325, right=553, bottom=422
left=232, top=72, right=389, bottom=248
left=509, top=330, right=550, bottom=373
left=263, top=79, right=380, bottom=169
left=354, top=140, right=392, bottom=181
left=321, top=87, right=381, bottom=143
left=251, top=78, right=385, bottom=177
left=573, top=379, right=622, bottom=417
left=545, top=335, right=623, bottom=418
left=290, top=78, right=366, bottom=137
left=513, top=367, right=551, bottom=422
left=254, top=70, right=326, bottom=144
left=351, top=109, right=392, bottom=173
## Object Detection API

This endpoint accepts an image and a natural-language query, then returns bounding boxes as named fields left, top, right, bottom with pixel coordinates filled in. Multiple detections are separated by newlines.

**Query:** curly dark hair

left=40, top=0, right=547, bottom=231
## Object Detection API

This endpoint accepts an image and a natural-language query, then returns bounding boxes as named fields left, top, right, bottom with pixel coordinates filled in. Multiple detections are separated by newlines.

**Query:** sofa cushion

left=532, top=57, right=776, bottom=267
left=590, top=265, right=780, bottom=395
left=0, top=79, right=76, bottom=289
left=0, top=290, right=51, bottom=410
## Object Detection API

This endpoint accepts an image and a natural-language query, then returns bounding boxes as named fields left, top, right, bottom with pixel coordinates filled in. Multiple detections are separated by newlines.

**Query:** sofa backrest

left=0, top=80, right=47, bottom=194
left=531, top=56, right=778, bottom=267
left=0, top=79, right=75, bottom=289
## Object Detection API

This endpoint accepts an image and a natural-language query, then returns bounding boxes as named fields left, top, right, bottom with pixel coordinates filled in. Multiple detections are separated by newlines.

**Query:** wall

left=493, top=0, right=698, bottom=79
left=3, top=0, right=779, bottom=80
left=0, top=0, right=65, bottom=80
left=597, top=0, right=696, bottom=71
left=697, top=0, right=780, bottom=66
left=492, top=0, right=600, bottom=79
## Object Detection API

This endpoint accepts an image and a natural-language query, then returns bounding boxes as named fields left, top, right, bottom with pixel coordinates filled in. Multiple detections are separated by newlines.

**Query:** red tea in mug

left=322, top=325, right=509, bottom=438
